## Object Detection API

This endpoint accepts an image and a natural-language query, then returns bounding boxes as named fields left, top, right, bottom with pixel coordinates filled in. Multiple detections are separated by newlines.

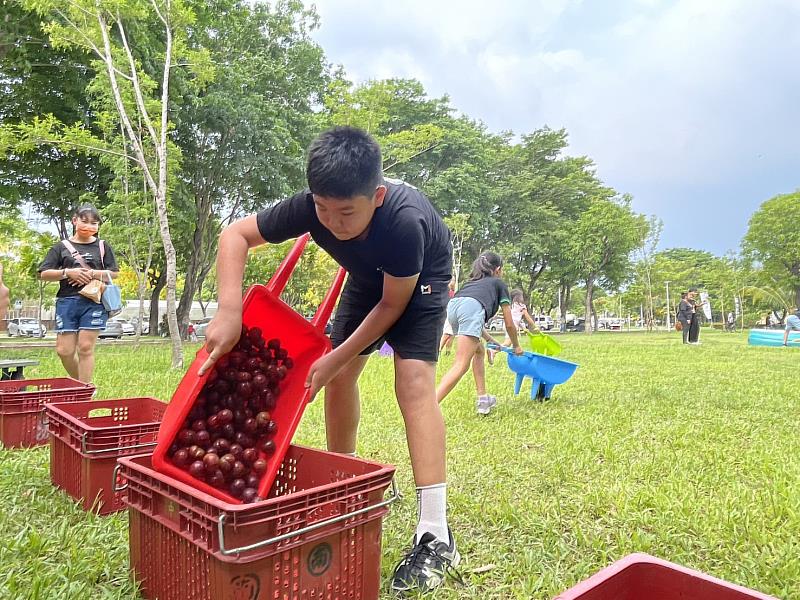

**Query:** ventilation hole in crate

left=112, top=407, right=130, bottom=422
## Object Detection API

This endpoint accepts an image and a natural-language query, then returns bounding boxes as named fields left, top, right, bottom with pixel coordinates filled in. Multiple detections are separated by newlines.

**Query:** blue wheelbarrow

left=490, top=346, right=578, bottom=401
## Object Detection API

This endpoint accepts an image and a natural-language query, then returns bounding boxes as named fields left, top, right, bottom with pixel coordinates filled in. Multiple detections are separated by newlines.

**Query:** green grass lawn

left=0, top=331, right=798, bottom=599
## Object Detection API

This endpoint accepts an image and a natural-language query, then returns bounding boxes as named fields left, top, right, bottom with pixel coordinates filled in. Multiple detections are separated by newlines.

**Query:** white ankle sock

left=415, top=483, right=449, bottom=543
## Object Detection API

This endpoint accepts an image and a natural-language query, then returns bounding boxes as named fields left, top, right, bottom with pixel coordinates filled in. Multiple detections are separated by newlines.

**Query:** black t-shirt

left=38, top=239, right=119, bottom=298
left=256, top=179, right=452, bottom=295
left=454, top=277, right=511, bottom=323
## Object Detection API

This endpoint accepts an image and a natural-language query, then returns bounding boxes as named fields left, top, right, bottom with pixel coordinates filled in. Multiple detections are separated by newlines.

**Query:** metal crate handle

left=81, top=432, right=158, bottom=455
left=218, top=477, right=399, bottom=556
left=111, top=462, right=128, bottom=492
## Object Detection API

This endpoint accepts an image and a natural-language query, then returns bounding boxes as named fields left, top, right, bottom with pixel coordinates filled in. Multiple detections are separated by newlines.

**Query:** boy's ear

left=374, top=185, right=387, bottom=207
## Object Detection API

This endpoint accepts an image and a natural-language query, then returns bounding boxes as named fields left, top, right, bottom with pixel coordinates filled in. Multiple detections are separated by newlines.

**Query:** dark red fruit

left=243, top=418, right=258, bottom=434
left=216, top=354, right=231, bottom=369
left=245, top=357, right=261, bottom=371
left=231, top=461, right=247, bottom=479
left=223, top=368, right=239, bottom=382
left=229, top=443, right=244, bottom=459
left=188, top=461, right=206, bottom=478
left=266, top=420, right=278, bottom=435
left=245, top=473, right=260, bottom=488
left=237, top=370, right=252, bottom=382
left=190, top=446, right=206, bottom=461
left=241, top=488, right=259, bottom=503
left=252, top=373, right=267, bottom=388
left=267, top=338, right=280, bottom=351
left=242, top=447, right=258, bottom=465
left=255, top=411, right=271, bottom=429
left=252, top=458, right=267, bottom=474
left=237, top=381, right=253, bottom=398
left=168, top=443, right=179, bottom=456
left=222, top=423, right=236, bottom=439
left=195, top=430, right=211, bottom=448
left=219, top=454, right=235, bottom=474
left=203, top=452, right=221, bottom=470
left=259, top=439, right=276, bottom=455
left=283, top=357, right=294, bottom=369
left=233, top=409, right=247, bottom=425
left=276, top=365, right=287, bottom=380
left=229, top=478, right=246, bottom=498
left=218, top=409, right=233, bottom=424
left=213, top=438, right=231, bottom=454
left=207, top=414, right=220, bottom=430
left=276, top=348, right=288, bottom=361
left=172, top=448, right=190, bottom=468
left=177, top=429, right=195, bottom=445
left=207, top=470, right=225, bottom=488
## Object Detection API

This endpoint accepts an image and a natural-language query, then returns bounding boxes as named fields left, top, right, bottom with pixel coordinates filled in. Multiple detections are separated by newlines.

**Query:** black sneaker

left=390, top=529, right=462, bottom=595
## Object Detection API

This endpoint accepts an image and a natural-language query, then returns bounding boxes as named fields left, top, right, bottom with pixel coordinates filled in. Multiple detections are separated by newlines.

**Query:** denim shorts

left=55, top=296, right=108, bottom=333
left=446, top=297, right=486, bottom=338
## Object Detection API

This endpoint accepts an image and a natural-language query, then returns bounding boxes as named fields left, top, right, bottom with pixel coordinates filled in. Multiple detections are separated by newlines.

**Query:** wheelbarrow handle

left=266, top=233, right=310, bottom=296
left=311, top=267, right=346, bottom=332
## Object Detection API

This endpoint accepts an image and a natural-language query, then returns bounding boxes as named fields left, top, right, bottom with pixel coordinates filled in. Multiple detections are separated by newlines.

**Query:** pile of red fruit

left=166, top=324, right=293, bottom=503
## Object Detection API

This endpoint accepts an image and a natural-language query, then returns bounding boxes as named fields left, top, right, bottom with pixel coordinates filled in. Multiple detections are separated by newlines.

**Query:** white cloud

left=303, top=0, right=800, bottom=251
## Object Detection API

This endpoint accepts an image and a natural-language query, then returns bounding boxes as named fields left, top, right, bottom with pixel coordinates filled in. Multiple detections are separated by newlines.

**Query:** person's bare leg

left=471, top=341, right=487, bottom=396
left=395, top=357, right=445, bottom=486
left=435, top=335, right=479, bottom=403
left=77, top=329, right=100, bottom=383
left=56, top=333, right=79, bottom=379
left=323, top=354, right=370, bottom=454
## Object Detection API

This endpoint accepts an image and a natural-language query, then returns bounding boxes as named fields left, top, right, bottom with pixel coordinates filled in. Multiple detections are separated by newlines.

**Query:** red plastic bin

left=553, top=553, right=777, bottom=600
left=153, top=233, right=347, bottom=504
left=0, top=377, right=95, bottom=448
left=46, top=397, right=166, bottom=514
left=117, top=445, right=397, bottom=600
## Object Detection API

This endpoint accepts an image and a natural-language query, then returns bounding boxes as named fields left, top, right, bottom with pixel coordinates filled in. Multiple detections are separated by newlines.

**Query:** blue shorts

left=55, top=296, right=108, bottom=333
left=446, top=297, right=486, bottom=338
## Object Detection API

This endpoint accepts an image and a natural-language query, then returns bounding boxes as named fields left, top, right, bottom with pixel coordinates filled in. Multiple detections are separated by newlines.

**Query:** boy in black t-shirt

left=200, top=127, right=458, bottom=594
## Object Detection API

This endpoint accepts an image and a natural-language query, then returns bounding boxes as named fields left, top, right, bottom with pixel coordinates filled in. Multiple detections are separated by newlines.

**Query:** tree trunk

left=584, top=277, right=595, bottom=334
left=148, top=270, right=166, bottom=336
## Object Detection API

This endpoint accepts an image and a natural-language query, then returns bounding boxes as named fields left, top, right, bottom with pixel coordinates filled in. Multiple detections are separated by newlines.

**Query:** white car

left=533, top=315, right=554, bottom=331
left=110, top=318, right=136, bottom=335
left=7, top=318, right=47, bottom=338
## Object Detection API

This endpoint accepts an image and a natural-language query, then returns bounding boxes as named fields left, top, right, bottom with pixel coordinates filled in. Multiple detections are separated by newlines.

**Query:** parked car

left=110, top=318, right=135, bottom=335
left=7, top=318, right=47, bottom=338
left=130, top=317, right=150, bottom=335
left=565, top=317, right=586, bottom=332
left=486, top=316, right=505, bottom=332
left=194, top=318, right=213, bottom=339
left=98, top=320, right=123, bottom=339
left=533, top=315, right=554, bottom=331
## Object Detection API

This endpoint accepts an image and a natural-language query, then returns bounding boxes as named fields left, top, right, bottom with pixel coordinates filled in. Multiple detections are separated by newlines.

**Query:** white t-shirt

left=511, top=302, right=526, bottom=327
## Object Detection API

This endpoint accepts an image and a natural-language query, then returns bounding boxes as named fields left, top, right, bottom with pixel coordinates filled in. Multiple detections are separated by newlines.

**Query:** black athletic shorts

left=330, top=276, right=450, bottom=362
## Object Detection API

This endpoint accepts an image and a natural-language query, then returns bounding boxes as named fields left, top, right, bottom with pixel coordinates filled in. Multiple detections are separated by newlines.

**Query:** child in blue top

left=436, top=252, right=523, bottom=414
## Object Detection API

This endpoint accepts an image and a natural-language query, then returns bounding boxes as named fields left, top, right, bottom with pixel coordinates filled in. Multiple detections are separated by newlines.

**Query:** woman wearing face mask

left=38, top=204, right=119, bottom=384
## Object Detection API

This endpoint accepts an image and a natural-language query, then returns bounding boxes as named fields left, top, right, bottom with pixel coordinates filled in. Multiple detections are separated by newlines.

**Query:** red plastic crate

left=553, top=553, right=777, bottom=600
left=0, top=377, right=95, bottom=448
left=118, top=445, right=397, bottom=600
left=46, top=397, right=166, bottom=514
left=153, top=233, right=347, bottom=504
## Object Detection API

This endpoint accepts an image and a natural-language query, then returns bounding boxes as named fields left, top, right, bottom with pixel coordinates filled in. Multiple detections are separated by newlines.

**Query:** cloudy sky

left=303, top=0, right=800, bottom=254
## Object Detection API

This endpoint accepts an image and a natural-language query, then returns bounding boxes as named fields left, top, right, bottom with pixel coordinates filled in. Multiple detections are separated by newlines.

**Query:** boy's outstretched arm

left=199, top=215, right=266, bottom=375
left=305, top=272, right=417, bottom=398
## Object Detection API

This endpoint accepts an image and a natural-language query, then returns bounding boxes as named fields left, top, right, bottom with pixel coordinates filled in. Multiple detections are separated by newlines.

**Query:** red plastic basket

left=46, top=397, right=166, bottom=514
left=553, top=553, right=777, bottom=600
left=0, top=377, right=95, bottom=448
left=153, top=233, right=347, bottom=504
left=117, top=446, right=397, bottom=600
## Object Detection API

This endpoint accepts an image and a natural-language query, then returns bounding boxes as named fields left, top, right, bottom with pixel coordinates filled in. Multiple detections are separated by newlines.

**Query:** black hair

left=688, top=287, right=698, bottom=293
left=510, top=288, right=524, bottom=302
left=469, top=252, right=503, bottom=281
left=73, top=203, right=102, bottom=224
left=306, top=126, right=383, bottom=198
